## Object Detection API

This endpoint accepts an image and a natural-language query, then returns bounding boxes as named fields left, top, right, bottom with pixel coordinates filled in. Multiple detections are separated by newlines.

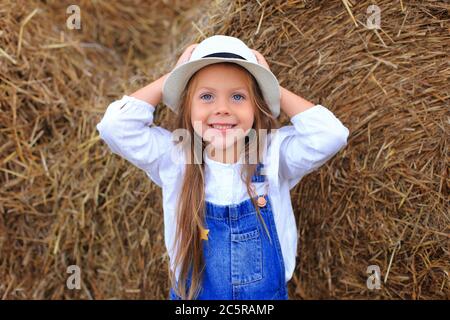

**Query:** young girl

left=96, top=35, right=349, bottom=300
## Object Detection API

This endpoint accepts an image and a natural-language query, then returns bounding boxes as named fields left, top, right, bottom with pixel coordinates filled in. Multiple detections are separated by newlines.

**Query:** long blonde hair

left=169, top=62, right=279, bottom=299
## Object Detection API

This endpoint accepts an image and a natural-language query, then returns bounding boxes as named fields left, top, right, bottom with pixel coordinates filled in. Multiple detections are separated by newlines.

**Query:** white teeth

left=211, top=124, right=234, bottom=129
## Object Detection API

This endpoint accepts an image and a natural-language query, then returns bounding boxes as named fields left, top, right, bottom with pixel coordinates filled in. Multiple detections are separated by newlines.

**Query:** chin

left=208, top=139, right=234, bottom=150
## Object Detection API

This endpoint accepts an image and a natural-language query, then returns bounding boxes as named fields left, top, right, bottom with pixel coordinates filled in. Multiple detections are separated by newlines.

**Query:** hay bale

left=1, top=0, right=448, bottom=299
left=0, top=0, right=206, bottom=299
left=190, top=0, right=448, bottom=299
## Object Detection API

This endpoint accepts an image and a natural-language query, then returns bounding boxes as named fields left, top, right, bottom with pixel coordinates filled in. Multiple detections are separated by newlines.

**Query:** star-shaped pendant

left=200, top=227, right=209, bottom=241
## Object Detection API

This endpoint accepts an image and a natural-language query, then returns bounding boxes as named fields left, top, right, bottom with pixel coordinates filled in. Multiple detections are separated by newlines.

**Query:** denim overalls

left=169, top=163, right=288, bottom=300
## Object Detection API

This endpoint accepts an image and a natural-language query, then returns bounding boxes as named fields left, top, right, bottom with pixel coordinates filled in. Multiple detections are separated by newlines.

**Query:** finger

left=251, top=49, right=260, bottom=56
left=184, top=44, right=197, bottom=59
left=186, top=45, right=197, bottom=60
left=182, top=44, right=196, bottom=56
left=251, top=49, right=260, bottom=60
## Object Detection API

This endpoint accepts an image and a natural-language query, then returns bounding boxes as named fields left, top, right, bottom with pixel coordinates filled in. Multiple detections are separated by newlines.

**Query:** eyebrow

left=197, top=86, right=248, bottom=92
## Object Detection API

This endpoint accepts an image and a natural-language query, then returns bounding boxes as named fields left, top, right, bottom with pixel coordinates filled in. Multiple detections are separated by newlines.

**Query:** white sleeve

left=96, top=95, right=173, bottom=187
left=279, top=105, right=349, bottom=185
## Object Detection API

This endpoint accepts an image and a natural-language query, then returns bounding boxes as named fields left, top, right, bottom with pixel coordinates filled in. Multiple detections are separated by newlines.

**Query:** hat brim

left=162, top=57, right=280, bottom=118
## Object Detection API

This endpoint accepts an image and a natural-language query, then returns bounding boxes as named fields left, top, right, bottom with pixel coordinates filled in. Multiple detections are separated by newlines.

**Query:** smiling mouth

left=208, top=124, right=237, bottom=130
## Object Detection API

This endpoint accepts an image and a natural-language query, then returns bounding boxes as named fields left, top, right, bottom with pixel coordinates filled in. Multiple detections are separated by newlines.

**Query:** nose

left=213, top=98, right=232, bottom=115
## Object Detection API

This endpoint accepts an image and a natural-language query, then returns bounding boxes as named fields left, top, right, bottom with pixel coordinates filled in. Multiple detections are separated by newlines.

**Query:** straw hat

left=162, top=35, right=281, bottom=118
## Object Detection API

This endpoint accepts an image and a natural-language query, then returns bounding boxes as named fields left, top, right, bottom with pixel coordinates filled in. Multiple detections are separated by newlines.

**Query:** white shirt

left=96, top=95, right=350, bottom=283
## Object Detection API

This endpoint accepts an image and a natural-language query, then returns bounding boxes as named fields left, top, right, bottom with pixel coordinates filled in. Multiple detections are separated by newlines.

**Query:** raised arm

left=278, top=86, right=349, bottom=183
left=129, top=73, right=168, bottom=106
left=249, top=50, right=349, bottom=185
left=96, top=74, right=173, bottom=187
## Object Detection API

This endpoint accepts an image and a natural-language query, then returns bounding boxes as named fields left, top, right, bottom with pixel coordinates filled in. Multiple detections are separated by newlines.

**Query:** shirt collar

left=203, top=149, right=245, bottom=167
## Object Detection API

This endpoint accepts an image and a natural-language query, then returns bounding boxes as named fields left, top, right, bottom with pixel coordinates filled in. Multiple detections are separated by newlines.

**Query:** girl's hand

left=174, top=44, right=198, bottom=68
left=251, top=49, right=271, bottom=71
left=131, top=44, right=199, bottom=105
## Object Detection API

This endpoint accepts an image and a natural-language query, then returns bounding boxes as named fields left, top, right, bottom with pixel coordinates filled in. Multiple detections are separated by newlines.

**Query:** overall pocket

left=230, top=228, right=263, bottom=285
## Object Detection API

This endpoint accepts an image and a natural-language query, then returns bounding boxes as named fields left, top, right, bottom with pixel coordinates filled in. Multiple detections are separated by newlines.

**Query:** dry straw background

left=0, top=0, right=448, bottom=299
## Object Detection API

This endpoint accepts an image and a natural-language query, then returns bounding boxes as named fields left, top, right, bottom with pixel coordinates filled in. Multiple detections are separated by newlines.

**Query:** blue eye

left=200, top=93, right=245, bottom=102
left=200, top=93, right=213, bottom=101
left=233, top=94, right=245, bottom=101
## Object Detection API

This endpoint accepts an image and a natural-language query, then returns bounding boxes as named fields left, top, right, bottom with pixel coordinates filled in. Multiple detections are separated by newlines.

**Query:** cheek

left=239, top=106, right=255, bottom=129
left=191, top=108, right=208, bottom=136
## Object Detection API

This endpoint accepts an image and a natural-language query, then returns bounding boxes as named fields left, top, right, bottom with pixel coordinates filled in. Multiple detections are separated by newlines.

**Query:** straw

left=1, top=0, right=448, bottom=300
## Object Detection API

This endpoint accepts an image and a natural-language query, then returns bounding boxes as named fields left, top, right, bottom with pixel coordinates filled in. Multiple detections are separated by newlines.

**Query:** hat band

left=201, top=52, right=246, bottom=60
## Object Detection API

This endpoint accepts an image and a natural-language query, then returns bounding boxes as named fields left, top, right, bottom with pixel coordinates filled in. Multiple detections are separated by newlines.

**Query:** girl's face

left=190, top=63, right=255, bottom=153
